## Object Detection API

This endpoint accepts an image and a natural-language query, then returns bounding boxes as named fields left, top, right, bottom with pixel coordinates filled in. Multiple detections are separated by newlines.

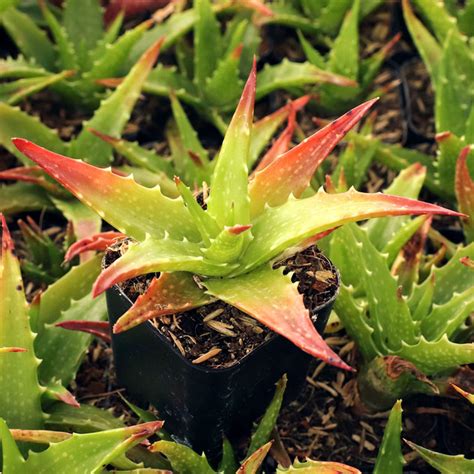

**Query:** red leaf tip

left=1, top=214, right=14, bottom=251
left=226, top=224, right=252, bottom=235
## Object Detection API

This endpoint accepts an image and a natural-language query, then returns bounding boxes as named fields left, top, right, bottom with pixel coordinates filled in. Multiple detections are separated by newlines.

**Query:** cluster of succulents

left=0, top=0, right=473, bottom=472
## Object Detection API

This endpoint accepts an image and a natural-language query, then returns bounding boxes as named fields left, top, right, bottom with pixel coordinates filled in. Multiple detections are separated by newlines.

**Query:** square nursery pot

left=105, top=253, right=339, bottom=461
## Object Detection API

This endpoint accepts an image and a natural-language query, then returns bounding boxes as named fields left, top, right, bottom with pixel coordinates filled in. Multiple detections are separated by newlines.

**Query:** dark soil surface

left=105, top=243, right=338, bottom=369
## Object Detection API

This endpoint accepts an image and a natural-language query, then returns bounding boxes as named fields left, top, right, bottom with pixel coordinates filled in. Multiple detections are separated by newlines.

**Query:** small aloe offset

left=14, top=63, right=462, bottom=371
left=328, top=165, right=474, bottom=409
left=0, top=0, right=154, bottom=108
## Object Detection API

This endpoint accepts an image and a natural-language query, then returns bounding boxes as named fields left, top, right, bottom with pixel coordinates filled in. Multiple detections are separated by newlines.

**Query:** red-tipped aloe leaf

left=44, top=383, right=80, bottom=408
left=455, top=146, right=474, bottom=242
left=0, top=347, right=26, bottom=353
left=0, top=215, right=44, bottom=429
left=56, top=320, right=111, bottom=344
left=238, top=441, right=273, bottom=474
left=204, top=265, right=352, bottom=370
left=451, top=384, right=474, bottom=404
left=207, top=59, right=256, bottom=227
left=249, top=99, right=378, bottom=216
left=0, top=166, right=65, bottom=196
left=113, top=272, right=212, bottom=333
left=239, top=189, right=462, bottom=274
left=13, top=139, right=199, bottom=242
left=254, top=105, right=296, bottom=172
left=93, top=236, right=235, bottom=296
left=65, top=231, right=125, bottom=262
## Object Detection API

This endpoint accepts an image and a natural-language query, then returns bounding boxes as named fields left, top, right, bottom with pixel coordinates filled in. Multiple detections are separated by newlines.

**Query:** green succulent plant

left=0, top=0, right=154, bottom=108
left=297, top=0, right=399, bottom=114
left=13, top=64, right=461, bottom=371
left=0, top=214, right=107, bottom=431
left=0, top=39, right=163, bottom=244
left=327, top=164, right=474, bottom=410
left=105, top=0, right=356, bottom=134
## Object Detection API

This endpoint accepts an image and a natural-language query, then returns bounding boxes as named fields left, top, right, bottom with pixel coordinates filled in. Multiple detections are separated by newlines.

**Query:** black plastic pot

left=106, top=259, right=339, bottom=461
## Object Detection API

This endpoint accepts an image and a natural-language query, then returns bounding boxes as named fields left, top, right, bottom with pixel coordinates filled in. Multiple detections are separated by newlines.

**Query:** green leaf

left=411, top=0, right=458, bottom=43
left=14, top=138, right=200, bottom=242
left=0, top=218, right=44, bottom=429
left=256, top=59, right=356, bottom=100
left=150, top=440, right=215, bottom=474
left=0, top=55, right=48, bottom=79
left=36, top=293, right=107, bottom=386
left=63, top=0, right=104, bottom=71
left=405, top=440, right=474, bottom=473
left=373, top=400, right=404, bottom=474
left=194, top=0, right=222, bottom=91
left=0, top=103, right=66, bottom=164
left=297, top=30, right=326, bottom=70
left=70, top=39, right=163, bottom=166
left=204, top=265, right=350, bottom=370
left=1, top=6, right=56, bottom=70
left=0, top=182, right=52, bottom=214
left=207, top=63, right=255, bottom=227
left=219, top=438, right=238, bottom=474
left=247, top=375, right=287, bottom=457
left=276, top=458, right=359, bottom=473
left=0, top=417, right=163, bottom=474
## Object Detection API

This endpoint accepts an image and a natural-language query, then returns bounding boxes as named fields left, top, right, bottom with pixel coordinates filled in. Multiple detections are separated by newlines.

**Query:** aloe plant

left=0, top=214, right=108, bottom=431
left=328, top=164, right=474, bottom=410
left=0, top=418, right=163, bottom=473
left=0, top=0, right=155, bottom=108
left=0, top=39, right=162, bottom=245
left=297, top=0, right=399, bottom=113
left=104, top=0, right=356, bottom=134
left=13, top=63, right=462, bottom=372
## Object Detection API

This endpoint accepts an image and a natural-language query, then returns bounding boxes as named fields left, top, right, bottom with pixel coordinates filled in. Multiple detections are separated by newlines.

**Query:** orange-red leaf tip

left=1, top=214, right=14, bottom=251
left=89, top=128, right=120, bottom=144
left=227, top=224, right=252, bottom=235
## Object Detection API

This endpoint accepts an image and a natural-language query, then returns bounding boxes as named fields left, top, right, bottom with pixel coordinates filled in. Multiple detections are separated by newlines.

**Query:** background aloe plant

left=0, top=39, right=162, bottom=245
left=0, top=0, right=154, bottom=108
left=326, top=164, right=474, bottom=410
left=13, top=64, right=462, bottom=372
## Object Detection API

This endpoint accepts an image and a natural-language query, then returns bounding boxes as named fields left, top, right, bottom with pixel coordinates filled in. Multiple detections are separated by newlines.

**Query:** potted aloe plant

left=13, top=62, right=462, bottom=459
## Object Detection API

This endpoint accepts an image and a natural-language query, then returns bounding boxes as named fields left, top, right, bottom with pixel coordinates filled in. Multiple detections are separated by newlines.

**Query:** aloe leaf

left=94, top=236, right=235, bottom=296
left=435, top=32, right=474, bottom=138
left=204, top=45, right=244, bottom=108
left=204, top=225, right=252, bottom=263
left=150, top=440, right=215, bottom=474
left=36, top=293, right=107, bottom=386
left=0, top=417, right=163, bottom=474
left=65, top=231, right=124, bottom=262
left=262, top=4, right=320, bottom=35
left=1, top=70, right=73, bottom=105
left=455, top=146, right=474, bottom=242
left=13, top=139, right=200, bottom=242
left=248, top=95, right=309, bottom=169
left=207, top=61, right=255, bottom=227
left=249, top=99, right=377, bottom=216
left=63, top=0, right=103, bottom=71
left=86, top=19, right=152, bottom=81
left=405, top=440, right=474, bottom=473
left=113, top=272, right=212, bottom=333
left=43, top=381, right=79, bottom=408
left=55, top=320, right=110, bottom=343
left=452, top=384, right=474, bottom=404
left=297, top=30, right=326, bottom=70
left=365, top=163, right=427, bottom=251
left=0, top=216, right=44, bottom=429
left=238, top=442, right=272, bottom=474
left=397, top=335, right=474, bottom=375
left=411, top=0, right=458, bottom=43
left=204, top=265, right=351, bottom=370
left=402, top=0, right=442, bottom=83
left=247, top=375, right=287, bottom=457
left=240, top=189, right=460, bottom=274
left=421, top=286, right=474, bottom=341
left=1, top=7, right=56, bottom=70
left=219, top=438, right=238, bottom=474
left=194, top=0, right=222, bottom=91
left=276, top=458, right=360, bottom=473
left=33, top=254, right=102, bottom=331
left=0, top=103, right=66, bottom=164
left=39, top=0, right=78, bottom=71
left=0, top=182, right=52, bottom=214
left=0, top=56, right=48, bottom=79
left=331, top=224, right=417, bottom=353
left=256, top=59, right=357, bottom=100
left=333, top=285, right=379, bottom=361
left=70, top=39, right=164, bottom=166
left=170, top=93, right=209, bottom=167
left=0, top=166, right=66, bottom=196
left=373, top=400, right=404, bottom=474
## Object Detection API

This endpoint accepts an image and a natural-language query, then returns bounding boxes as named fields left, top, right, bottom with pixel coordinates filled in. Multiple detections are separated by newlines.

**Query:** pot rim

left=108, top=253, right=340, bottom=375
